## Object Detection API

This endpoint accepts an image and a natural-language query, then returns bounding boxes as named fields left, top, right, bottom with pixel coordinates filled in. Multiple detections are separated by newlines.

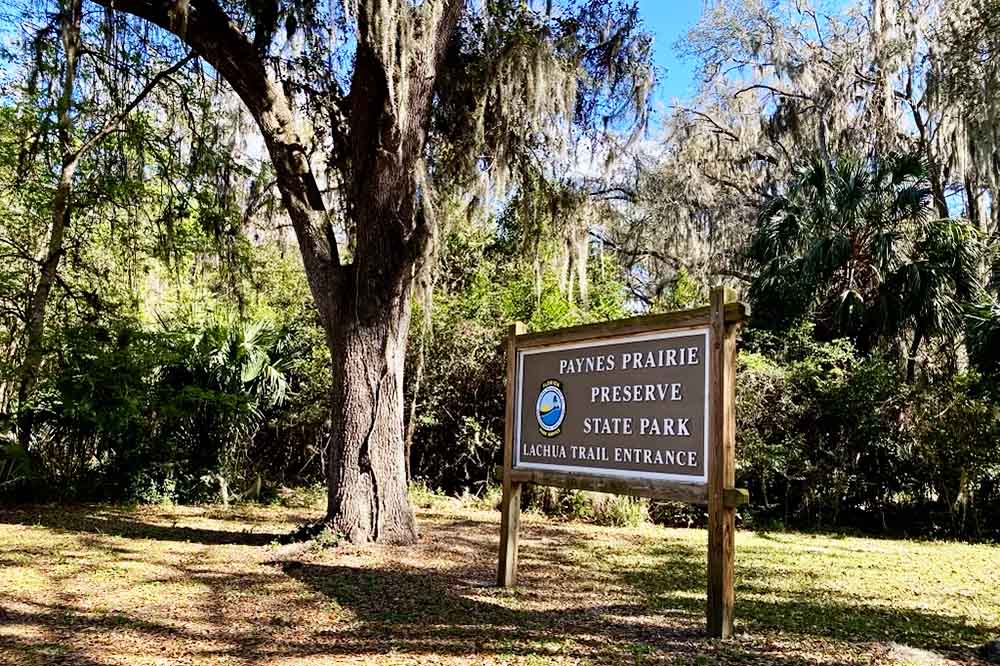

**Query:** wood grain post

left=498, top=322, right=526, bottom=587
left=707, top=286, right=738, bottom=638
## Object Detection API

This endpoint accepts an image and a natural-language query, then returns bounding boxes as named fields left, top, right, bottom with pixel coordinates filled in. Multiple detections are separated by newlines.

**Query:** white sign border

left=513, top=326, right=711, bottom=485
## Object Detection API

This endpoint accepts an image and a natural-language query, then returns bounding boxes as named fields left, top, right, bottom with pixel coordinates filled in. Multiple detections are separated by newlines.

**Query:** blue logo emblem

left=535, top=380, right=565, bottom=437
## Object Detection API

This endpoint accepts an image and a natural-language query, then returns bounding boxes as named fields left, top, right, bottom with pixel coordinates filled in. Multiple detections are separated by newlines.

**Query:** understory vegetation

left=2, top=0, right=1000, bottom=543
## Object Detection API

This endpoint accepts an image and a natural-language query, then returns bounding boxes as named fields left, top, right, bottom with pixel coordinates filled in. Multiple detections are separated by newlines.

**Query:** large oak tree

left=67, top=0, right=651, bottom=542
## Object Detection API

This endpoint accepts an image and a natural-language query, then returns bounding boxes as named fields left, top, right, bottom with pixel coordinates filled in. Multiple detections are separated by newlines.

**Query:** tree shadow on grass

left=2, top=506, right=990, bottom=664
left=610, top=541, right=992, bottom=659
left=0, top=588, right=202, bottom=665
left=276, top=560, right=842, bottom=665
left=0, top=506, right=282, bottom=546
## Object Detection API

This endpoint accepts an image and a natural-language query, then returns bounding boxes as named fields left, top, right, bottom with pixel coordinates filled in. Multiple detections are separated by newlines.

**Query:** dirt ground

left=0, top=499, right=995, bottom=665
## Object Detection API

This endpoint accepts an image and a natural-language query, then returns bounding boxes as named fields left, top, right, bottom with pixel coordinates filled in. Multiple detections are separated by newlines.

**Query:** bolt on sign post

left=496, top=286, right=749, bottom=639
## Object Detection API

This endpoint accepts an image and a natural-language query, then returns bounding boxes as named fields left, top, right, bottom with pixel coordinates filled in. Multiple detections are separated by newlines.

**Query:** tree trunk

left=89, top=0, right=465, bottom=545
left=965, top=173, right=982, bottom=231
left=16, top=0, right=82, bottom=447
left=323, top=269, right=417, bottom=544
left=906, top=326, right=923, bottom=384
left=404, top=330, right=428, bottom=482
left=909, top=104, right=950, bottom=219
left=16, top=165, right=76, bottom=447
left=930, top=171, right=950, bottom=219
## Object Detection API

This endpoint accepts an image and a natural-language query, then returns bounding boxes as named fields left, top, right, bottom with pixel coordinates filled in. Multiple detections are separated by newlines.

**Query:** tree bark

left=16, top=0, right=82, bottom=447
left=87, top=0, right=465, bottom=543
left=324, top=268, right=416, bottom=543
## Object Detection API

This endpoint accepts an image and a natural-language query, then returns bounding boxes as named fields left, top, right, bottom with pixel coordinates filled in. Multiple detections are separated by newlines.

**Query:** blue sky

left=0, top=1, right=709, bottom=111
left=637, top=1, right=706, bottom=113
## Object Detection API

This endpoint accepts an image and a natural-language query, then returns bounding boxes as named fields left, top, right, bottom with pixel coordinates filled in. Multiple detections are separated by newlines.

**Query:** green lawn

left=0, top=497, right=995, bottom=665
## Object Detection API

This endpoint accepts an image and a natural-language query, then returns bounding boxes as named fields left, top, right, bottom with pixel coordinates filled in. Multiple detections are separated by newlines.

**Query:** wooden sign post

left=497, top=286, right=747, bottom=639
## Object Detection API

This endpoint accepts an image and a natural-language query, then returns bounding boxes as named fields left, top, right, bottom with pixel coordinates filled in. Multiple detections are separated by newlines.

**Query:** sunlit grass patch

left=0, top=503, right=994, bottom=665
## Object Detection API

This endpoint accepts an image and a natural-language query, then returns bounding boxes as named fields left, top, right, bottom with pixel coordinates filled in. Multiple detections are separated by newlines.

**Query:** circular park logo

left=535, top=379, right=565, bottom=438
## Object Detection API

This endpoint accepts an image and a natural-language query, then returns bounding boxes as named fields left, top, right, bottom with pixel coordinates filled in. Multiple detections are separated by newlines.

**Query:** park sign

left=515, top=328, right=709, bottom=482
left=497, top=287, right=750, bottom=639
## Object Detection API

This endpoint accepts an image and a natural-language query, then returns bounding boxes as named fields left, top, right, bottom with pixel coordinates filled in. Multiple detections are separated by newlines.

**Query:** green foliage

left=463, top=482, right=503, bottom=512
left=589, top=494, right=647, bottom=528
left=522, top=486, right=594, bottom=521
left=967, top=300, right=1000, bottom=379
left=150, top=318, right=296, bottom=500
left=906, top=371, right=1000, bottom=536
left=747, top=153, right=988, bottom=355
left=521, top=487, right=648, bottom=528
left=732, top=150, right=1000, bottom=538
left=736, top=327, right=1000, bottom=538
left=647, top=500, right=705, bottom=528
left=310, top=526, right=344, bottom=550
left=5, top=311, right=319, bottom=504
left=406, top=217, right=630, bottom=495
left=408, top=480, right=449, bottom=510
left=653, top=268, right=703, bottom=313
left=0, top=441, right=32, bottom=494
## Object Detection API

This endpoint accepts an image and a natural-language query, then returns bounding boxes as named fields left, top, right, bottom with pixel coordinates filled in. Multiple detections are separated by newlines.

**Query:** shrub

left=905, top=372, right=1000, bottom=538
left=9, top=317, right=312, bottom=505
left=457, top=483, right=504, bottom=512
left=648, top=500, right=706, bottom=528
left=590, top=494, right=647, bottom=527
left=409, top=480, right=449, bottom=509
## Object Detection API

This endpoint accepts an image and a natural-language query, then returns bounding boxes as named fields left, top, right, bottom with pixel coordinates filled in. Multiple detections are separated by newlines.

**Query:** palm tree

left=967, top=301, right=1000, bottom=378
left=157, top=318, right=295, bottom=500
left=747, top=152, right=987, bottom=380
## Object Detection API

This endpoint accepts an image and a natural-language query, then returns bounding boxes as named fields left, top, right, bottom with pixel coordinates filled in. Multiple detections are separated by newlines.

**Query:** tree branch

left=672, top=106, right=740, bottom=142
left=89, top=0, right=342, bottom=291
left=72, top=52, right=195, bottom=162
left=734, top=84, right=815, bottom=102
left=588, top=186, right=636, bottom=202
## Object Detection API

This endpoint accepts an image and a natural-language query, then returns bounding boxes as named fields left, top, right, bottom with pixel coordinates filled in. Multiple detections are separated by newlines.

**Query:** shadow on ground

left=0, top=505, right=283, bottom=546
left=610, top=541, right=992, bottom=656
left=0, top=504, right=990, bottom=665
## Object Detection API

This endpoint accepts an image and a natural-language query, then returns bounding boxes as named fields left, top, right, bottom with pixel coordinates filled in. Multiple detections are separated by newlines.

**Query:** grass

left=0, top=498, right=995, bottom=665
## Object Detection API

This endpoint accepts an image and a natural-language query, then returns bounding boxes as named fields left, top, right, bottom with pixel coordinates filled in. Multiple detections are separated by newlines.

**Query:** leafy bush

left=0, top=441, right=31, bottom=498
left=905, top=372, right=1000, bottom=537
left=9, top=316, right=312, bottom=504
left=274, top=484, right=327, bottom=510
left=520, top=486, right=648, bottom=528
left=590, top=494, right=647, bottom=528
left=409, top=480, right=449, bottom=509
left=736, top=324, right=1000, bottom=538
left=647, top=500, right=706, bottom=528
left=522, top=486, right=594, bottom=521
left=462, top=483, right=503, bottom=512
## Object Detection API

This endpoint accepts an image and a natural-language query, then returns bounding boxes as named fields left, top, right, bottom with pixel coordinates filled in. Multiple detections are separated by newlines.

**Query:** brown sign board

left=497, top=288, right=749, bottom=640
left=514, top=329, right=709, bottom=483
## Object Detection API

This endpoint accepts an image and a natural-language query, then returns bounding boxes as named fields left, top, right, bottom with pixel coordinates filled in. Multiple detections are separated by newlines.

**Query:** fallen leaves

left=0, top=502, right=993, bottom=665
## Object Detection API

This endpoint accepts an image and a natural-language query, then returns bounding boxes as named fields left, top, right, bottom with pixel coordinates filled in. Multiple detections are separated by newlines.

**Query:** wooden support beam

left=707, top=285, right=739, bottom=639
left=514, top=302, right=748, bottom=349
left=497, top=322, right=526, bottom=588
left=723, top=488, right=750, bottom=508
left=497, top=466, right=709, bottom=504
